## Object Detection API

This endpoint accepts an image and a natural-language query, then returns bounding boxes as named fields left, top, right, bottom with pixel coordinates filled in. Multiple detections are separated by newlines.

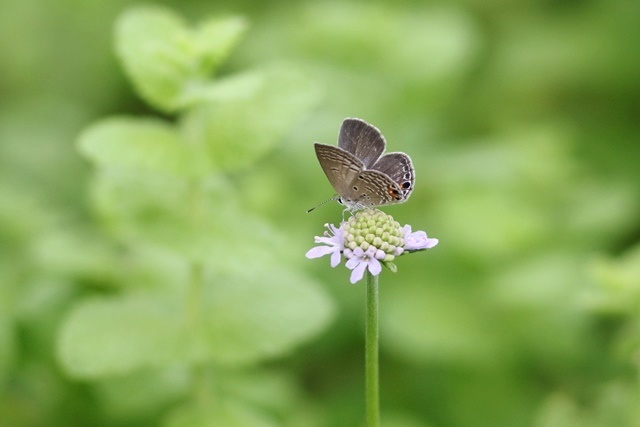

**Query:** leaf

left=57, top=294, right=192, bottom=378
left=181, top=64, right=320, bottom=171
left=96, top=367, right=190, bottom=419
left=88, top=168, right=263, bottom=262
left=78, top=117, right=204, bottom=177
left=115, top=6, right=247, bottom=112
left=181, top=68, right=265, bottom=106
left=585, top=244, right=640, bottom=314
left=31, top=228, right=123, bottom=284
left=164, top=399, right=277, bottom=427
left=200, top=267, right=335, bottom=366
left=57, top=268, right=334, bottom=378
left=215, top=369, right=298, bottom=414
left=194, top=16, right=248, bottom=74
left=87, top=164, right=302, bottom=268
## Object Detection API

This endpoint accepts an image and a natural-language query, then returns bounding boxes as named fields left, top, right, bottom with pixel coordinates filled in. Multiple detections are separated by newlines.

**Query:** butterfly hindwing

left=354, top=169, right=404, bottom=206
left=371, top=152, right=415, bottom=199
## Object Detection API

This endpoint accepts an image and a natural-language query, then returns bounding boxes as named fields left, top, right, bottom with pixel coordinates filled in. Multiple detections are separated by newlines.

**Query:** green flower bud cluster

left=343, top=210, right=404, bottom=262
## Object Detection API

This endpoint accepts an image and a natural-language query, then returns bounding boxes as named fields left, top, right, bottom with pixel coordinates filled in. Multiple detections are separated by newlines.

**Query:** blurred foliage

left=1, top=0, right=639, bottom=426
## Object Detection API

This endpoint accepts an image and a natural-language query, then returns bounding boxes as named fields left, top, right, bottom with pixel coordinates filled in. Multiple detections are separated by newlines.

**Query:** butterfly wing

left=314, top=143, right=364, bottom=197
left=371, top=152, right=415, bottom=201
left=353, top=170, right=405, bottom=207
left=338, top=118, right=386, bottom=168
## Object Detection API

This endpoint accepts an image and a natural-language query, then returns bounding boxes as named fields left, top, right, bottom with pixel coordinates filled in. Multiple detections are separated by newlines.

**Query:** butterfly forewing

left=338, top=118, right=386, bottom=168
left=371, top=152, right=415, bottom=199
left=314, top=143, right=365, bottom=197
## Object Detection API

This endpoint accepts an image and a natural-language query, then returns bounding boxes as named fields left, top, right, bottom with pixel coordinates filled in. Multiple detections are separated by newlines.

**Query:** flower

left=306, top=209, right=438, bottom=283
left=305, top=223, right=345, bottom=267
left=345, top=246, right=385, bottom=284
left=403, top=225, right=439, bottom=251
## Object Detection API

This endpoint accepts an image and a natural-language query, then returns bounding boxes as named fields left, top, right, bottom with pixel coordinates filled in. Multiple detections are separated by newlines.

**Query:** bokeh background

left=1, top=0, right=640, bottom=426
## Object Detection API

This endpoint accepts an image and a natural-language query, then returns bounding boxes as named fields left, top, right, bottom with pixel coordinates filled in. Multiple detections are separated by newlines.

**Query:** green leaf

left=115, top=6, right=247, bottom=112
left=585, top=244, right=640, bottom=314
left=87, top=164, right=299, bottom=267
left=215, top=369, right=298, bottom=414
left=31, top=228, right=123, bottom=284
left=200, top=267, right=334, bottom=366
left=57, top=268, right=334, bottom=378
left=88, top=168, right=256, bottom=261
left=164, top=399, right=277, bottom=427
left=195, top=16, right=248, bottom=74
left=181, top=65, right=320, bottom=171
left=181, top=68, right=265, bottom=106
left=96, top=367, right=190, bottom=419
left=57, top=295, right=192, bottom=378
left=78, top=117, right=204, bottom=177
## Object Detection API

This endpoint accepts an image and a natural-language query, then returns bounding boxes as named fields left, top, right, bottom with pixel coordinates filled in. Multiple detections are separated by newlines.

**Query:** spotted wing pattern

left=314, top=118, right=414, bottom=210
left=338, top=118, right=386, bottom=168
left=349, top=170, right=405, bottom=207
left=371, top=152, right=414, bottom=200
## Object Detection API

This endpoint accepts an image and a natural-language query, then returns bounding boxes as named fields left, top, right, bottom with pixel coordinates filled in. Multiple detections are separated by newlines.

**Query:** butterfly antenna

left=306, top=195, right=339, bottom=213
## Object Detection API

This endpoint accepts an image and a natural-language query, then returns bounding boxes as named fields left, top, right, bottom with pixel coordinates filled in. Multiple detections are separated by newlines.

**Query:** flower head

left=306, top=209, right=438, bottom=283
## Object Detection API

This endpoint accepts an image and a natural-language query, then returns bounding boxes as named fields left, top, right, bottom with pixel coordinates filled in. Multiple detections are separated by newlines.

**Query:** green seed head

left=342, top=209, right=405, bottom=258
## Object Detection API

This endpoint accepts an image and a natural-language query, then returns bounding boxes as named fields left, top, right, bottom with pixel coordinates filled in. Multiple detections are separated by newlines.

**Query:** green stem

left=365, top=270, right=380, bottom=427
left=187, top=179, right=209, bottom=405
left=186, top=178, right=204, bottom=327
left=187, top=261, right=204, bottom=330
left=187, top=260, right=210, bottom=406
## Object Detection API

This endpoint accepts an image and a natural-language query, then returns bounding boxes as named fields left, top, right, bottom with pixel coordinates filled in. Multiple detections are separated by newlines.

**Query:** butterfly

left=312, top=118, right=414, bottom=211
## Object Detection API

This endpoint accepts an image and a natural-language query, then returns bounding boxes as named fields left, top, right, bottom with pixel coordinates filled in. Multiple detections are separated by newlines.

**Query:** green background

left=1, top=0, right=640, bottom=426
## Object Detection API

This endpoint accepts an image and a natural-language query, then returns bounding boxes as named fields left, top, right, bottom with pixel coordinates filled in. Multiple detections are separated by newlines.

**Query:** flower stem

left=365, top=270, right=380, bottom=427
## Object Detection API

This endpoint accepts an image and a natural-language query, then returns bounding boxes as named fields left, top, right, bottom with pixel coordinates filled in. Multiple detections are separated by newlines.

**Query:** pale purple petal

left=306, top=223, right=347, bottom=266
left=375, top=249, right=386, bottom=260
left=328, top=224, right=343, bottom=236
left=394, top=247, right=404, bottom=256
left=367, top=258, right=382, bottom=276
left=424, top=238, right=439, bottom=249
left=330, top=250, right=341, bottom=268
left=306, top=246, right=335, bottom=259
left=353, top=247, right=365, bottom=257
left=346, top=256, right=360, bottom=269
left=404, top=229, right=439, bottom=251
left=315, top=236, right=338, bottom=245
left=350, top=261, right=367, bottom=284
left=364, top=246, right=377, bottom=257
left=343, top=248, right=354, bottom=259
